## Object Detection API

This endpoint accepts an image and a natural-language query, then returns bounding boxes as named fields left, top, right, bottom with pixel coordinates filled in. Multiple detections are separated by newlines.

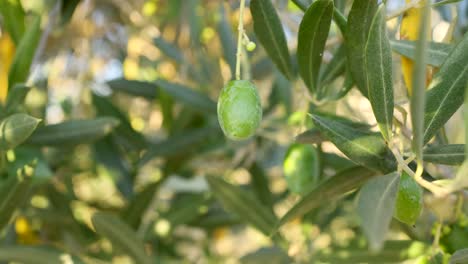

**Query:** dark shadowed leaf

left=107, top=78, right=158, bottom=99
left=91, top=212, right=152, bottom=264
left=60, top=0, right=81, bottom=25
left=240, top=247, right=291, bottom=264
left=297, top=0, right=334, bottom=93
left=423, top=33, right=468, bottom=144
left=27, top=117, right=120, bottom=147
left=311, top=113, right=396, bottom=173
left=277, top=166, right=376, bottom=227
left=0, top=246, right=84, bottom=264
left=0, top=113, right=41, bottom=150
left=356, top=172, right=400, bottom=251
left=153, top=37, right=184, bottom=64
left=390, top=40, right=451, bottom=67
left=251, top=0, right=294, bottom=79
left=365, top=4, right=393, bottom=142
left=4, top=84, right=30, bottom=114
left=122, top=182, right=160, bottom=229
left=217, top=4, right=236, bottom=76
left=206, top=175, right=278, bottom=236
left=423, top=144, right=465, bottom=165
left=8, top=15, right=41, bottom=87
left=346, top=0, right=378, bottom=97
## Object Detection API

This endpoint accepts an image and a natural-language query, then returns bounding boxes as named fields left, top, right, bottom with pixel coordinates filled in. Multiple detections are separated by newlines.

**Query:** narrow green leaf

left=217, top=3, right=236, bottom=76
left=155, top=80, right=216, bottom=114
left=432, top=0, right=462, bottom=7
left=311, top=113, right=396, bottom=173
left=206, top=175, right=278, bottom=236
left=139, top=126, right=221, bottom=166
left=27, top=117, right=120, bottom=147
left=319, top=44, right=347, bottom=86
left=423, top=33, right=468, bottom=144
left=8, top=147, right=53, bottom=185
left=0, top=0, right=25, bottom=44
left=465, top=82, right=468, bottom=156
left=8, top=15, right=41, bottom=87
left=295, top=128, right=327, bottom=144
left=163, top=193, right=210, bottom=227
left=5, top=84, right=30, bottom=114
left=0, top=113, right=41, bottom=150
left=423, top=144, right=465, bottom=165
left=251, top=0, right=294, bottom=79
left=365, top=4, right=394, bottom=142
left=411, top=0, right=430, bottom=159
left=153, top=37, right=184, bottom=64
left=107, top=78, right=157, bottom=99
left=60, top=0, right=81, bottom=25
left=390, top=40, right=452, bottom=67
left=122, top=182, right=160, bottom=229
left=297, top=0, right=334, bottom=93
left=346, top=0, right=378, bottom=97
left=356, top=172, right=400, bottom=251
left=0, top=162, right=34, bottom=230
left=91, top=212, right=152, bottom=264
left=0, top=246, right=84, bottom=264
left=93, top=94, right=146, bottom=151
left=450, top=248, right=468, bottom=264
left=248, top=162, right=274, bottom=209
left=240, top=247, right=292, bottom=264
left=278, top=166, right=376, bottom=227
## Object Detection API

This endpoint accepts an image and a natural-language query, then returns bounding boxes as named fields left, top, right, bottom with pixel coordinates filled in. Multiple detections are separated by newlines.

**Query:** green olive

left=217, top=80, right=262, bottom=140
left=283, top=144, right=320, bottom=194
left=394, top=172, right=423, bottom=225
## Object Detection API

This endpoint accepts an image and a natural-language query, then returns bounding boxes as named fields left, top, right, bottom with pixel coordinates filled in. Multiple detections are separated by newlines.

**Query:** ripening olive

left=217, top=80, right=262, bottom=140
left=283, top=144, right=320, bottom=194
left=394, top=172, right=423, bottom=225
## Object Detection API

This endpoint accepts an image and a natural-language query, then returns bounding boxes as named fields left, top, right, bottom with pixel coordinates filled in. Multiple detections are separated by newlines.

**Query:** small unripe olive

left=246, top=42, right=256, bottom=52
left=283, top=144, right=320, bottom=194
left=394, top=172, right=423, bottom=225
left=217, top=80, right=262, bottom=140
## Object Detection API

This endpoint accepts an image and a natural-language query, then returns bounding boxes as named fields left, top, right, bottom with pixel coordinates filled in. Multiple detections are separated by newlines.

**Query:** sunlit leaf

left=356, top=172, right=400, bottom=251
left=0, top=113, right=41, bottom=150
left=251, top=0, right=294, bottom=79
left=0, top=0, right=25, bottom=44
left=8, top=15, right=41, bottom=87
left=423, top=33, right=468, bottom=144
left=297, top=0, right=334, bottom=93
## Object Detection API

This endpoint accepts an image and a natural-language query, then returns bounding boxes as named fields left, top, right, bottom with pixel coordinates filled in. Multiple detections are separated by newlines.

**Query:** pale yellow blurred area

left=0, top=32, right=15, bottom=103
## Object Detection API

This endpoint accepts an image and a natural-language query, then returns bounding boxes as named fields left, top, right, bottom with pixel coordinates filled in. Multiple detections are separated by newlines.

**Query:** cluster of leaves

left=0, top=0, right=467, bottom=263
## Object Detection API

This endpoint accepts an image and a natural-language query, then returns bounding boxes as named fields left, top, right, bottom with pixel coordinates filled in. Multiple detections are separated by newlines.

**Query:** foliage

left=0, top=0, right=467, bottom=263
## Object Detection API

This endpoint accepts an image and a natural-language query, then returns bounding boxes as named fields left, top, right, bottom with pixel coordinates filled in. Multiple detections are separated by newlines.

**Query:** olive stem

left=235, top=0, right=247, bottom=80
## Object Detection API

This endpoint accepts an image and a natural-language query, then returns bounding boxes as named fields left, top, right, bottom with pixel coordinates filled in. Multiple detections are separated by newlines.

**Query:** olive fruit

left=217, top=80, right=262, bottom=140
left=283, top=144, right=320, bottom=194
left=394, top=172, right=423, bottom=225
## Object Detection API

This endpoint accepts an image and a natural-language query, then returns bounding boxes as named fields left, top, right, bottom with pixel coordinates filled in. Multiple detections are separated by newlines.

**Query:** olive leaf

left=0, top=246, right=84, bottom=264
left=8, top=15, right=41, bottom=87
left=390, top=40, right=452, bottom=67
left=356, top=172, right=400, bottom=251
left=346, top=0, right=378, bottom=97
left=251, top=0, right=294, bottom=79
left=91, top=212, right=153, bottom=264
left=310, top=113, right=396, bottom=173
left=0, top=113, right=41, bottom=150
left=423, top=144, right=465, bottom=166
left=107, top=78, right=158, bottom=99
left=423, top=32, right=468, bottom=144
left=297, top=0, right=334, bottom=94
left=0, top=0, right=25, bottom=44
left=277, top=166, right=376, bottom=227
left=27, top=117, right=119, bottom=147
left=450, top=248, right=468, bottom=264
left=206, top=175, right=278, bottom=236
